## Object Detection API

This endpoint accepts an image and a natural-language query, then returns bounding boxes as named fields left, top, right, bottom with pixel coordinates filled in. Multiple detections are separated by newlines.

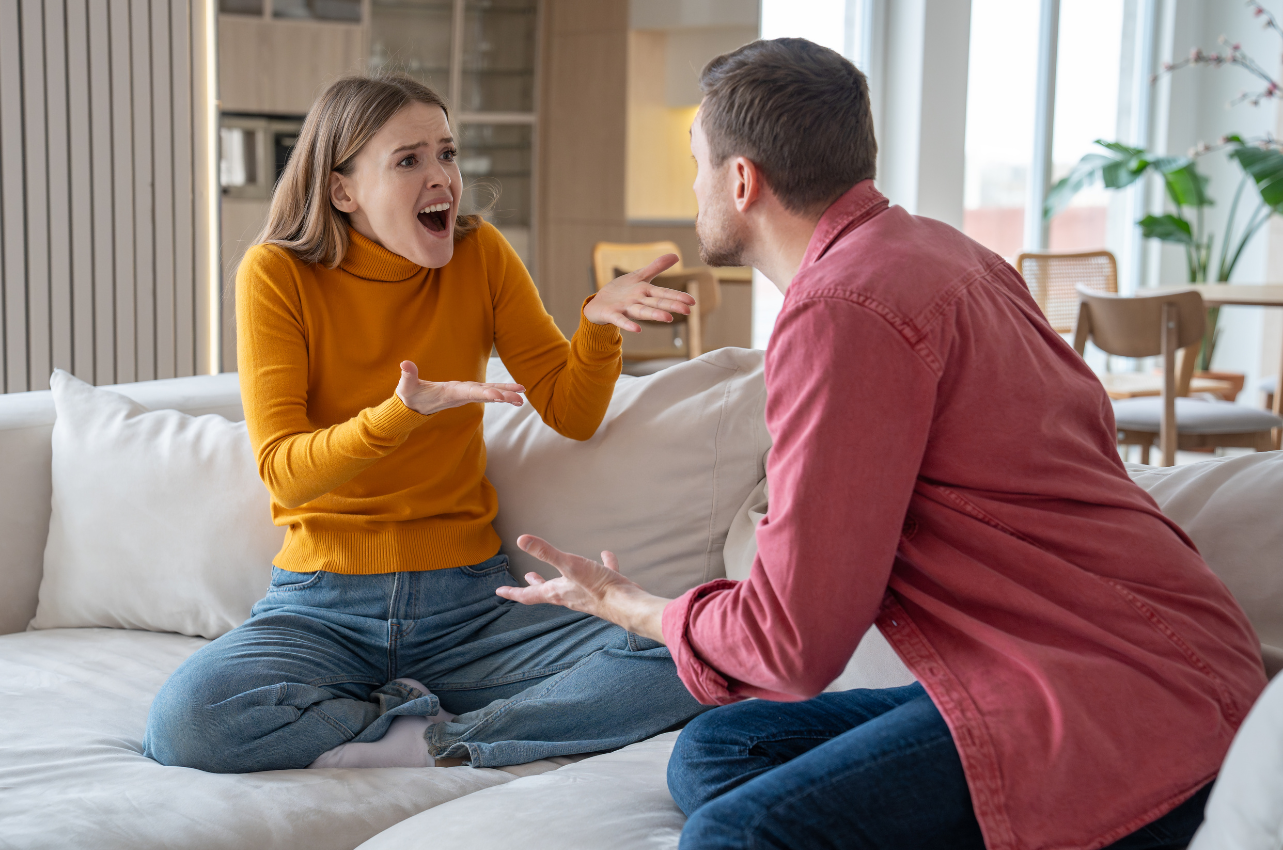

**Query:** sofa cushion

left=30, top=370, right=284, bottom=639
left=1126, top=452, right=1283, bottom=650
left=0, top=372, right=243, bottom=636
left=0, top=627, right=553, bottom=850
left=1112, top=396, right=1283, bottom=434
left=484, top=348, right=769, bottom=598
left=356, top=731, right=686, bottom=850
left=1189, top=669, right=1283, bottom=850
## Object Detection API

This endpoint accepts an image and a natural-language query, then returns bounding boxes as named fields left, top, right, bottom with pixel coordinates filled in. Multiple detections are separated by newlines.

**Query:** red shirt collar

left=799, top=179, right=890, bottom=273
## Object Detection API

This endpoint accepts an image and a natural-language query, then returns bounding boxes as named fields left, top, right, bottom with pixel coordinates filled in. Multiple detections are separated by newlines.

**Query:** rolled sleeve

left=662, top=581, right=740, bottom=705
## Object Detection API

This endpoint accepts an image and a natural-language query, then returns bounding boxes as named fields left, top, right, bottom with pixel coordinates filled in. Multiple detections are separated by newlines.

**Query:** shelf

left=456, top=143, right=531, bottom=151
left=461, top=67, right=534, bottom=75
left=374, top=1, right=452, bottom=9
left=463, top=170, right=532, bottom=178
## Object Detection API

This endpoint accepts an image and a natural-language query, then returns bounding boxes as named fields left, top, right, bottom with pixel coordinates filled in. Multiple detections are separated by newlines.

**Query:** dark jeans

left=668, top=683, right=1212, bottom=850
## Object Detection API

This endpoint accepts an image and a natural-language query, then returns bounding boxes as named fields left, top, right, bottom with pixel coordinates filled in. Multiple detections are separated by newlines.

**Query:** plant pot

left=1193, top=370, right=1245, bottom=402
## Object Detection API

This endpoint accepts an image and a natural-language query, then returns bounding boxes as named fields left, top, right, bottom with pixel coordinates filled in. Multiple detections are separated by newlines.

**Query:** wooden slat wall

left=0, top=0, right=216, bottom=392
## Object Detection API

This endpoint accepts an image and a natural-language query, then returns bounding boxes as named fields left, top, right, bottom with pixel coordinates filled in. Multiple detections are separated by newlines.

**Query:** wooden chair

left=1017, top=250, right=1118, bottom=333
left=591, top=241, right=720, bottom=361
left=1073, top=286, right=1283, bottom=466
left=1019, top=250, right=1232, bottom=400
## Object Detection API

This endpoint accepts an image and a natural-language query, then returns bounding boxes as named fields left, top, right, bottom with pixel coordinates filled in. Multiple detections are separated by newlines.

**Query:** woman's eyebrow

left=389, top=136, right=454, bottom=156
left=389, top=141, right=428, bottom=156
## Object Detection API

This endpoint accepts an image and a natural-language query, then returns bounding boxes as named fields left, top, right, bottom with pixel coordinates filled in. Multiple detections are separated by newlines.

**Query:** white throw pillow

left=1126, top=452, right=1283, bottom=650
left=30, top=370, right=285, bottom=639
left=484, top=348, right=770, bottom=599
left=1188, top=672, right=1283, bottom=850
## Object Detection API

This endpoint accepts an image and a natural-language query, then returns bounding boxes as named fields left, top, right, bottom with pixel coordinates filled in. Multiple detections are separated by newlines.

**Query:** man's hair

left=698, top=38, right=877, bottom=215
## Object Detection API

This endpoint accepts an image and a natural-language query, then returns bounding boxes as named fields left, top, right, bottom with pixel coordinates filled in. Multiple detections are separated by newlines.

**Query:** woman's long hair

left=256, top=73, right=483, bottom=268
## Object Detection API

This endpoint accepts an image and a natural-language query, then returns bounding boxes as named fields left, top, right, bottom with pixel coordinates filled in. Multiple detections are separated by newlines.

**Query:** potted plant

left=1045, top=1, right=1283, bottom=391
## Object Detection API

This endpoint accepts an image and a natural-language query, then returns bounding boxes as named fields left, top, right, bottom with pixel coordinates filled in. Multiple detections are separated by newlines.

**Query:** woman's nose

left=425, top=161, right=451, bottom=189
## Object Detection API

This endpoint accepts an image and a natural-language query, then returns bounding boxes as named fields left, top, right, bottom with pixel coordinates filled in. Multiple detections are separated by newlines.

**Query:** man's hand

left=496, top=535, right=670, bottom=643
left=583, top=254, right=696, bottom=333
left=396, top=360, right=526, bottom=416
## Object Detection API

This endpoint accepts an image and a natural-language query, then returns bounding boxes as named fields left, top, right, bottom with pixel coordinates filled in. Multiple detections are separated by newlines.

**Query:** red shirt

left=661, top=181, right=1267, bottom=850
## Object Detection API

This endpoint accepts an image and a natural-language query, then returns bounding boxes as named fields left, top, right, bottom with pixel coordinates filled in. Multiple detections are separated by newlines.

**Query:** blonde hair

left=256, top=73, right=483, bottom=268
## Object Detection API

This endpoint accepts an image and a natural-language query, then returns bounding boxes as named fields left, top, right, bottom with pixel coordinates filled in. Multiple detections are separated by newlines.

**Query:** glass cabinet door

left=368, top=0, right=538, bottom=269
left=460, top=0, right=538, bottom=114
left=457, top=123, right=533, bottom=263
left=370, top=0, right=454, bottom=89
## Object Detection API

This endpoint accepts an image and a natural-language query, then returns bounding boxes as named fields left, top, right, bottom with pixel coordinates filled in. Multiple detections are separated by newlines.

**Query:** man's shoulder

left=793, top=207, right=1017, bottom=332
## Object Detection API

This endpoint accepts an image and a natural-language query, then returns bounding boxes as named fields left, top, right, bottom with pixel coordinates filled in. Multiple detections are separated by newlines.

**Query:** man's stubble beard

left=695, top=198, right=747, bottom=268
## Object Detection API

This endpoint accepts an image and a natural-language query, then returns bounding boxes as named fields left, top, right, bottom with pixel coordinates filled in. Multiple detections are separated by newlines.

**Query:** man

left=498, top=38, right=1266, bottom=850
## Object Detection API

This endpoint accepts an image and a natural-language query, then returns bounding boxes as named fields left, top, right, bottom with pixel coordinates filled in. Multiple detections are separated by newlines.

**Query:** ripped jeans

left=143, top=553, right=707, bottom=772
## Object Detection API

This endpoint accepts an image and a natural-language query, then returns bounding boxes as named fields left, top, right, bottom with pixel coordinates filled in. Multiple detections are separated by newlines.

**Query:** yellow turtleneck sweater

left=235, top=223, right=622, bottom=574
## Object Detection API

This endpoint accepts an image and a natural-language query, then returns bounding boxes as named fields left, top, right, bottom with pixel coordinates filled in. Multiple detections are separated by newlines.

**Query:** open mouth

left=417, top=201, right=451, bottom=234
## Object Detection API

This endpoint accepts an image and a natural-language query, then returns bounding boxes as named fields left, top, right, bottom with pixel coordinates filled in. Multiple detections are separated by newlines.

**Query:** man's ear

left=329, top=171, right=358, bottom=214
left=731, top=156, right=762, bottom=213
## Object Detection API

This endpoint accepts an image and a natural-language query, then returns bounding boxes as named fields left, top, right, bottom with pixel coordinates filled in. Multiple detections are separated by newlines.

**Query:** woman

left=143, top=73, right=706, bottom=773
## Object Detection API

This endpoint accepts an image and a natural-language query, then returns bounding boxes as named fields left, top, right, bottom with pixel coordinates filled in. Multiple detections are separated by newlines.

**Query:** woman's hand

left=396, top=360, right=526, bottom=416
left=583, top=254, right=696, bottom=333
left=495, top=535, right=670, bottom=643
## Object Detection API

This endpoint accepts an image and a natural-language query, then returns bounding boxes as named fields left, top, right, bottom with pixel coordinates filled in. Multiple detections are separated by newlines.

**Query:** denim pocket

left=267, top=566, right=324, bottom=592
left=626, top=632, right=665, bottom=653
left=459, top=554, right=511, bottom=577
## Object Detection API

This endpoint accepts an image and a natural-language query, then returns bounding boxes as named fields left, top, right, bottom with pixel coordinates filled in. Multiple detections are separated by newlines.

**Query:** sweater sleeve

left=236, top=245, right=428, bottom=509
left=660, top=294, right=938, bottom=704
left=486, top=227, right=622, bottom=441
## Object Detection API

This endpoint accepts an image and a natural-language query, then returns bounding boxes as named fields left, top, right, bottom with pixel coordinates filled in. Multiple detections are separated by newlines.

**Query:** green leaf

left=1139, top=213, right=1194, bottom=244
left=1095, top=141, right=1147, bottom=158
left=1228, top=143, right=1283, bottom=210
left=1157, top=159, right=1212, bottom=207
left=1044, top=141, right=1148, bottom=219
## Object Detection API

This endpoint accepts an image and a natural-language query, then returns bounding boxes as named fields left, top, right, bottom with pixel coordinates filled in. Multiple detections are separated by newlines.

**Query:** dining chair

left=1019, top=250, right=1233, bottom=400
left=1017, top=250, right=1118, bottom=333
left=591, top=241, right=720, bottom=364
left=1073, top=286, right=1283, bottom=466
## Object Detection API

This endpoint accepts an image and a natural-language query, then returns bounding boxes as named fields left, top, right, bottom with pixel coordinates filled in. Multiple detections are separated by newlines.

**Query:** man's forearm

left=602, top=584, right=670, bottom=643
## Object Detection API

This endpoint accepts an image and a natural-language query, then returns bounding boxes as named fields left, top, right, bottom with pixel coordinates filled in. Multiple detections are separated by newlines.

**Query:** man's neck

left=745, top=206, right=823, bottom=294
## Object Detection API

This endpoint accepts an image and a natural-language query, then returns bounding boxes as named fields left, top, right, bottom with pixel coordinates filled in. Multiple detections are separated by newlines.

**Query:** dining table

left=1154, top=284, right=1283, bottom=448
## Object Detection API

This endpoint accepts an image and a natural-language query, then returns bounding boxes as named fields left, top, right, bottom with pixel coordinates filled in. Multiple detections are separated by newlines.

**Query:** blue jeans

left=144, top=554, right=708, bottom=772
left=668, top=683, right=1212, bottom=850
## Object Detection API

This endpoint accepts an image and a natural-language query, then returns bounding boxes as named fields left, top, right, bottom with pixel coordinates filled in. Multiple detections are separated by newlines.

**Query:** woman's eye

left=442, top=149, right=457, bottom=162
left=399, top=155, right=417, bottom=168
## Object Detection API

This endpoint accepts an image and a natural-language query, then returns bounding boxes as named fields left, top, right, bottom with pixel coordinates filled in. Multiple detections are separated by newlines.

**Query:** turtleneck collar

left=339, top=228, right=427, bottom=282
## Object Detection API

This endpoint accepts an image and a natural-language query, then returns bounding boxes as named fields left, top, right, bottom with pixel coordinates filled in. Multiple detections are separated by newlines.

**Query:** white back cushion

left=1189, top=671, right=1283, bottom=850
left=30, top=371, right=283, bottom=638
left=1126, top=452, right=1283, bottom=649
left=484, top=348, right=769, bottom=598
left=0, top=372, right=243, bottom=636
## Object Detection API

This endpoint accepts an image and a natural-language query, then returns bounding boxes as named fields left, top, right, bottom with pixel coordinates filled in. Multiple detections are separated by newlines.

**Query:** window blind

left=0, top=0, right=217, bottom=393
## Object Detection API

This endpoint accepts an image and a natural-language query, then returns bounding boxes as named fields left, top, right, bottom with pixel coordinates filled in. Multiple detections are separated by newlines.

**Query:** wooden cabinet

left=218, top=14, right=367, bottom=115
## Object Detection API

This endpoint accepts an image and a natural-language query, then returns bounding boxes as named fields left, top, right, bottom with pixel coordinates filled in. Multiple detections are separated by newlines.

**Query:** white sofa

left=1, top=349, right=1281, bottom=850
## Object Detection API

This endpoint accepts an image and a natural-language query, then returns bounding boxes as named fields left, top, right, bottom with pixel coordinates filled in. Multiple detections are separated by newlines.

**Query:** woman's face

left=329, top=102, right=463, bottom=269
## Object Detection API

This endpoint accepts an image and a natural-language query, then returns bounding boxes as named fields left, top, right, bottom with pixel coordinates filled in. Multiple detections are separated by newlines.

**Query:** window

left=754, top=0, right=859, bottom=350
left=1048, top=0, right=1126, bottom=253
left=962, top=0, right=1040, bottom=259
left=964, top=0, right=1135, bottom=260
